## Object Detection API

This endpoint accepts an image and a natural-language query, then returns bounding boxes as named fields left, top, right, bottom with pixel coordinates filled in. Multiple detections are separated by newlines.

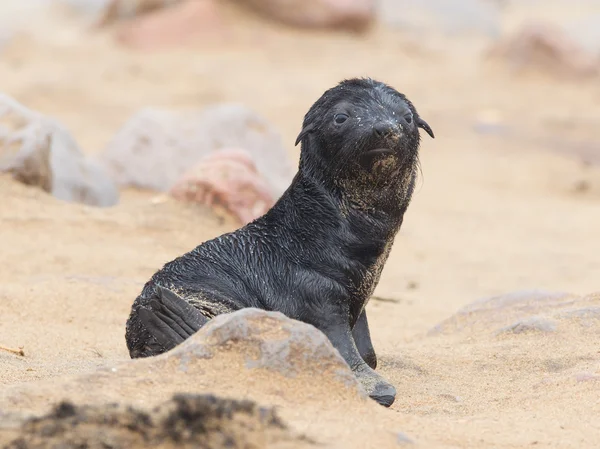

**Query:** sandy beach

left=1, top=2, right=599, bottom=447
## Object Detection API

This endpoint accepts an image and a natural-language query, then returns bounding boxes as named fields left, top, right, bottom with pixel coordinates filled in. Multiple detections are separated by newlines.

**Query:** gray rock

left=182, top=308, right=363, bottom=387
left=428, top=289, right=574, bottom=336
left=455, top=290, right=574, bottom=315
left=487, top=21, right=600, bottom=80
left=378, top=0, right=501, bottom=37
left=438, top=393, right=462, bottom=403
left=563, top=15, right=600, bottom=56
left=431, top=291, right=600, bottom=339
left=59, top=0, right=113, bottom=16
left=98, top=105, right=295, bottom=201
left=556, top=307, right=600, bottom=328
left=0, top=93, right=119, bottom=207
left=396, top=431, right=415, bottom=445
left=496, top=316, right=558, bottom=335
left=0, top=1, right=50, bottom=50
left=575, top=372, right=600, bottom=382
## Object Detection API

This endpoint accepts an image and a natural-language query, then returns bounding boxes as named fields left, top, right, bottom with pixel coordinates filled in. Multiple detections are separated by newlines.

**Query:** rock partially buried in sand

left=174, top=308, right=364, bottom=385
left=170, top=148, right=274, bottom=225
left=0, top=308, right=366, bottom=415
left=0, top=393, right=307, bottom=449
left=495, top=316, right=558, bottom=335
left=487, top=21, right=600, bottom=80
left=99, top=105, right=294, bottom=201
left=429, top=290, right=600, bottom=338
left=0, top=93, right=119, bottom=207
left=236, top=0, right=375, bottom=31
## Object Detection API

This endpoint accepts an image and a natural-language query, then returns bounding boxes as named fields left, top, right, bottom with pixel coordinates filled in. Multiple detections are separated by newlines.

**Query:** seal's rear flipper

left=138, top=286, right=209, bottom=352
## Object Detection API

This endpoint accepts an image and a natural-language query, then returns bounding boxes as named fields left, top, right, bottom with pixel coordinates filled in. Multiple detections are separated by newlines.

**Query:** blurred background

left=0, top=0, right=599, bottom=378
left=1, top=5, right=599, bottom=444
left=0, top=0, right=598, bottom=164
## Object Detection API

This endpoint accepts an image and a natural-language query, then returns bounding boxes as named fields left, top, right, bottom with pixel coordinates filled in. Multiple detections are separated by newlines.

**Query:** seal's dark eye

left=334, top=113, right=349, bottom=125
left=404, top=114, right=413, bottom=124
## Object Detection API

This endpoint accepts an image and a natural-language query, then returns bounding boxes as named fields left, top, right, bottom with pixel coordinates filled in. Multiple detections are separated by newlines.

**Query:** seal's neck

left=274, top=168, right=414, bottom=247
left=297, top=139, right=418, bottom=218
left=297, top=157, right=417, bottom=219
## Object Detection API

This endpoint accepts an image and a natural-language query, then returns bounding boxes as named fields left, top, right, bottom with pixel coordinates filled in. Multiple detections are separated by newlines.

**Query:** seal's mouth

left=360, top=148, right=397, bottom=167
left=365, top=148, right=395, bottom=157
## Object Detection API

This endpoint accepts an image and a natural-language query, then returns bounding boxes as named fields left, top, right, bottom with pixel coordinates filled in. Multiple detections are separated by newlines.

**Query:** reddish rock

left=169, top=148, right=275, bottom=225
left=113, top=0, right=225, bottom=50
left=238, top=0, right=375, bottom=31
left=487, top=21, right=600, bottom=80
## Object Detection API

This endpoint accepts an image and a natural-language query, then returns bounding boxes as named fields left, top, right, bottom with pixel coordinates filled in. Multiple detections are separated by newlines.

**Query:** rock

left=429, top=290, right=600, bottom=337
left=0, top=308, right=366, bottom=414
left=178, top=308, right=361, bottom=384
left=575, top=372, right=600, bottom=383
left=496, top=316, right=558, bottom=335
left=0, top=394, right=305, bottom=449
left=169, top=148, right=275, bottom=225
left=486, top=21, right=600, bottom=80
left=109, top=0, right=227, bottom=50
left=378, top=0, right=501, bottom=37
left=557, top=307, right=600, bottom=328
left=0, top=93, right=119, bottom=207
left=472, top=109, right=510, bottom=136
left=438, top=393, right=462, bottom=403
left=61, top=0, right=114, bottom=19
left=237, top=0, right=375, bottom=32
left=95, top=0, right=186, bottom=26
left=396, top=431, right=415, bottom=445
left=99, top=105, right=294, bottom=201
left=0, top=1, right=48, bottom=49
left=562, top=14, right=600, bottom=57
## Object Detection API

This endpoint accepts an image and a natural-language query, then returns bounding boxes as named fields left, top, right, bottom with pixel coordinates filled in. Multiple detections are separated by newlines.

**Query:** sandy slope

left=1, top=3, right=600, bottom=448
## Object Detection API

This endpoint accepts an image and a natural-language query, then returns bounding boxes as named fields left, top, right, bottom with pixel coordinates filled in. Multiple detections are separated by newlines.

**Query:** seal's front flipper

left=324, top=325, right=396, bottom=408
left=138, top=286, right=209, bottom=353
left=352, top=309, right=377, bottom=369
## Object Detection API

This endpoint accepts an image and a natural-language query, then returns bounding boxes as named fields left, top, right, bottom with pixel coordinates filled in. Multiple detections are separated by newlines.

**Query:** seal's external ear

left=417, top=118, right=435, bottom=139
left=295, top=123, right=315, bottom=146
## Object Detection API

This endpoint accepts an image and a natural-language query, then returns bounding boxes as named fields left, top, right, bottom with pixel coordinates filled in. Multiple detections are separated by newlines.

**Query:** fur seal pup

left=124, top=78, right=435, bottom=407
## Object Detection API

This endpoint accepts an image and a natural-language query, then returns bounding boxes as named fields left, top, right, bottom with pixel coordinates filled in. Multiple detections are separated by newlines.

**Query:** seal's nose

left=372, top=122, right=395, bottom=138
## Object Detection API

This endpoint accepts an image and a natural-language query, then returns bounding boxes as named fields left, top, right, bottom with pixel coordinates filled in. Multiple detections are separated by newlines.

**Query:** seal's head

left=295, top=78, right=434, bottom=203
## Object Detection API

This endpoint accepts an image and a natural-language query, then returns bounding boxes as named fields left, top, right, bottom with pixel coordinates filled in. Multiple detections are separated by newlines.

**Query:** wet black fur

left=124, top=78, right=434, bottom=406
